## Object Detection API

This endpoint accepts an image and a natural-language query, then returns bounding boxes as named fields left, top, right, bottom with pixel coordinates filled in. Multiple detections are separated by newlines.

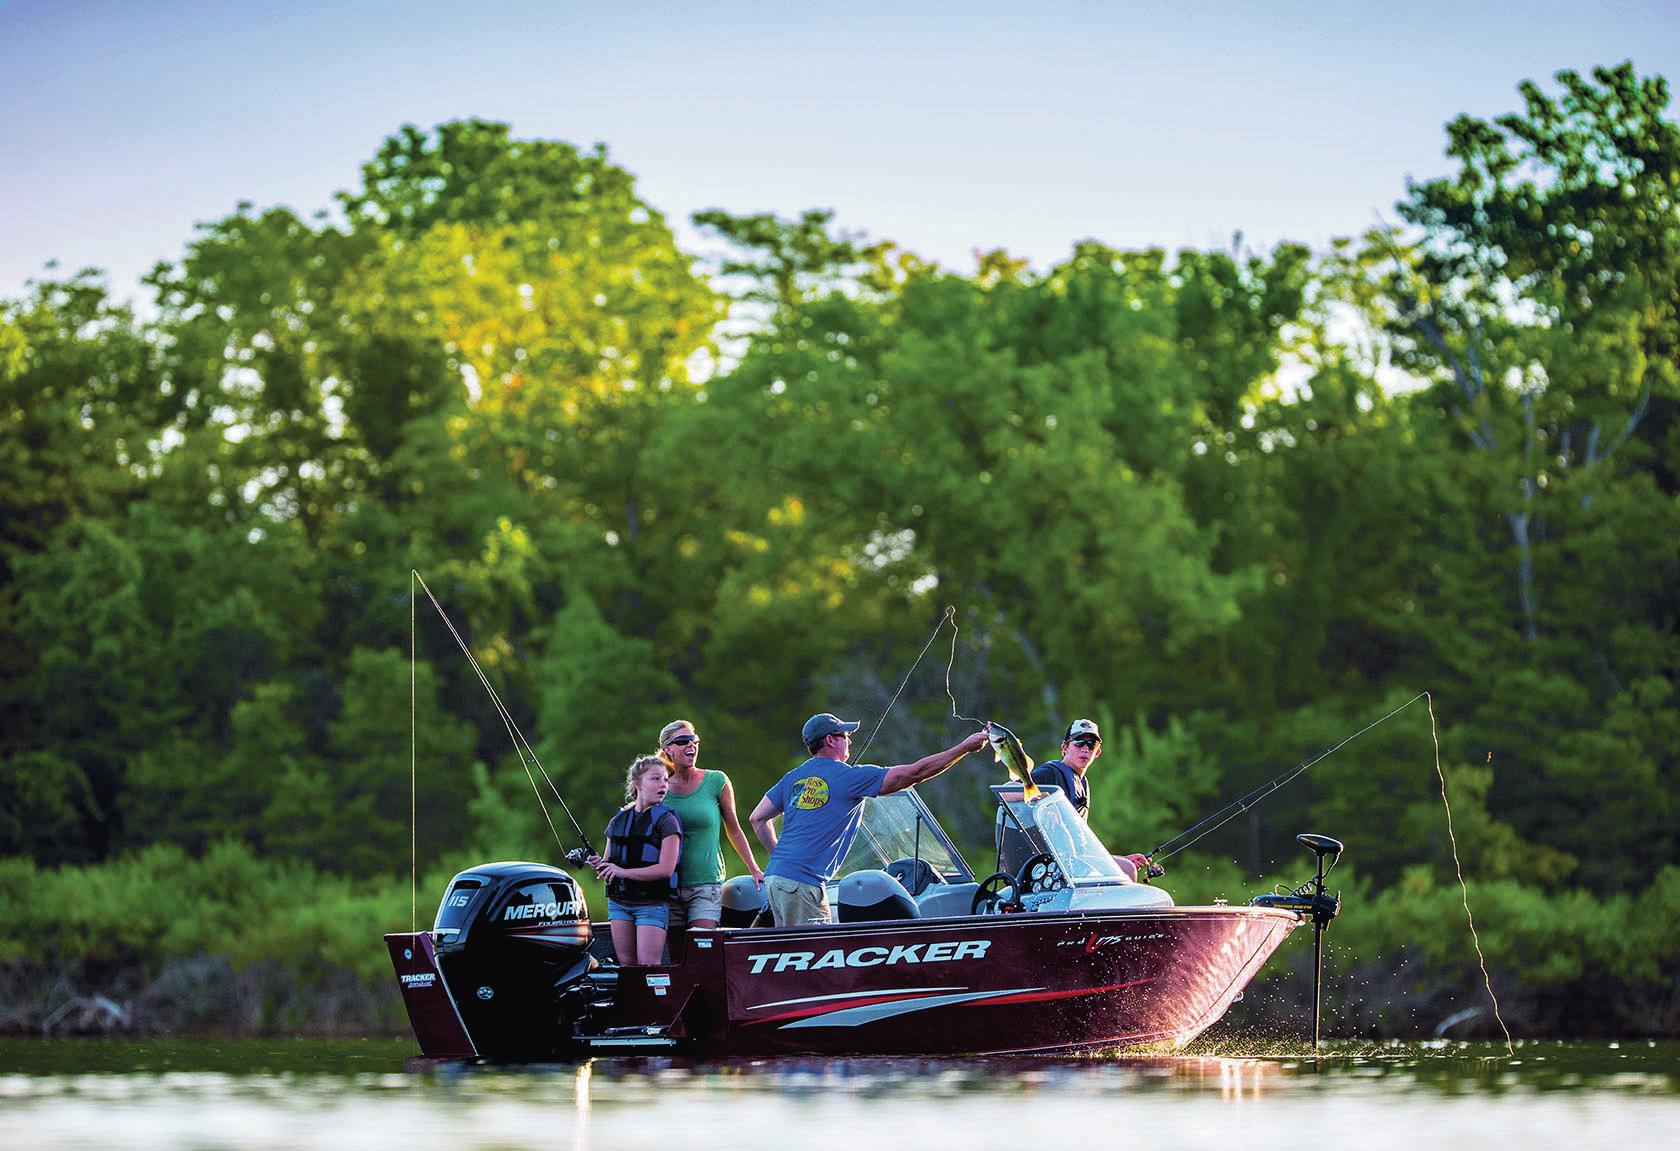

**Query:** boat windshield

left=994, top=785, right=1130, bottom=883
left=837, top=789, right=973, bottom=883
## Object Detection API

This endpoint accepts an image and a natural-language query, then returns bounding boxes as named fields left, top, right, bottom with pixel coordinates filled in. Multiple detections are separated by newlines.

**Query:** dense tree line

left=2, top=66, right=1677, bottom=1036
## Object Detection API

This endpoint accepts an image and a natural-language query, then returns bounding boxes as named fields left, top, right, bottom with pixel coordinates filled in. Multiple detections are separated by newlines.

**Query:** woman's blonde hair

left=624, top=754, right=668, bottom=803
left=657, top=719, right=696, bottom=768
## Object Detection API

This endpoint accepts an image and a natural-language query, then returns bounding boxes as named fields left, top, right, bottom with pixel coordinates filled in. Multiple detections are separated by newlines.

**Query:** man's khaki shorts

left=765, top=876, right=830, bottom=926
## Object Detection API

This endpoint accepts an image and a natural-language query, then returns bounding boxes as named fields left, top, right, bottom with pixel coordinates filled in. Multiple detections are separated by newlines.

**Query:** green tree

left=261, top=648, right=478, bottom=876
left=1367, top=65, right=1680, bottom=888
left=0, top=277, right=170, bottom=859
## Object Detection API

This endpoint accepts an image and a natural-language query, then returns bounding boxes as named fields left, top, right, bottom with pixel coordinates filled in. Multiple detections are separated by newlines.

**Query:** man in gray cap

left=1032, top=718, right=1103, bottom=818
left=749, top=712, right=988, bottom=926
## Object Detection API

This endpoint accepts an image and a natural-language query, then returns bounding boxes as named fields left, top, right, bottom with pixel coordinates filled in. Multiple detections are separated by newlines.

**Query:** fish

left=985, top=721, right=1041, bottom=802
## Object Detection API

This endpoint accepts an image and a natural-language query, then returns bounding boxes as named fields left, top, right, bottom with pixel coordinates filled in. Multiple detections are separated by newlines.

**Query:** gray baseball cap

left=802, top=712, right=860, bottom=744
left=1063, top=718, right=1101, bottom=742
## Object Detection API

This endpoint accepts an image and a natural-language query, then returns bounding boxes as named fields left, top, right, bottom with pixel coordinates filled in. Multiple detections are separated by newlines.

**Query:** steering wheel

left=971, top=871, right=1021, bottom=915
left=1015, top=852, right=1066, bottom=897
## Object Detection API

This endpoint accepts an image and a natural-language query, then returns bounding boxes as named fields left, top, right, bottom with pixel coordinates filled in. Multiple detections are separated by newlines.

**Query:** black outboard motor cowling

left=432, top=861, right=593, bottom=1060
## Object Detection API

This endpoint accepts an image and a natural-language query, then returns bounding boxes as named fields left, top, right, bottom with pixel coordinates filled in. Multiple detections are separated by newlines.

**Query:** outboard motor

left=431, top=861, right=594, bottom=1060
left=837, top=870, right=921, bottom=922
left=720, top=874, right=767, bottom=927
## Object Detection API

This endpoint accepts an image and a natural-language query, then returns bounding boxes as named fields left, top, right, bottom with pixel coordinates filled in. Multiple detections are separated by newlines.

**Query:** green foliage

left=0, top=751, right=95, bottom=861
left=1087, top=710, right=1222, bottom=855
left=0, top=841, right=410, bottom=983
left=693, top=208, right=896, bottom=310
left=533, top=591, right=682, bottom=844
left=1334, top=863, right=1680, bottom=992
left=260, top=647, right=479, bottom=876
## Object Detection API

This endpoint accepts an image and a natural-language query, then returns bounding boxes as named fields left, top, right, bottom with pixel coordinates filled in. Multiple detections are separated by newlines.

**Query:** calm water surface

left=3, top=1037, right=1675, bottom=1151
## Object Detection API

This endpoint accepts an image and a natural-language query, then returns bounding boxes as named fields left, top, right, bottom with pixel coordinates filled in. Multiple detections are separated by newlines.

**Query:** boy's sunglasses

left=1068, top=737, right=1099, bottom=749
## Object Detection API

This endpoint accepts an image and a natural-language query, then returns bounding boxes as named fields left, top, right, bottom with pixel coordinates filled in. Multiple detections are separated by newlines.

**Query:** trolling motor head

left=1250, top=833, right=1345, bottom=927
left=1297, top=833, right=1343, bottom=878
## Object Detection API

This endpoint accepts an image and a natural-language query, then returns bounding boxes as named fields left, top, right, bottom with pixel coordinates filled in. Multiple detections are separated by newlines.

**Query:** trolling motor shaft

left=1251, top=833, right=1344, bottom=1048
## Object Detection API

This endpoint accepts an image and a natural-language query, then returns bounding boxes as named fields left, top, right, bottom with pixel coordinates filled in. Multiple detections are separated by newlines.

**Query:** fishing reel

left=564, top=847, right=591, bottom=867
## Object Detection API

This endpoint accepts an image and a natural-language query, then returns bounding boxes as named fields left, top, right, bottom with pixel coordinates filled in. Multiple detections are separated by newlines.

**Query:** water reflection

left=1, top=1039, right=1675, bottom=1151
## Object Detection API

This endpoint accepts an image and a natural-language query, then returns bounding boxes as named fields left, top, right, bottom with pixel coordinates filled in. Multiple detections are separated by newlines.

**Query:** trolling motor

left=1251, top=833, right=1344, bottom=1048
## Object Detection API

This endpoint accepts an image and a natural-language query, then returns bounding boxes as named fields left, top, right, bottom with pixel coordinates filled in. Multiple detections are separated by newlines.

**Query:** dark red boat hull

left=389, top=904, right=1299, bottom=1059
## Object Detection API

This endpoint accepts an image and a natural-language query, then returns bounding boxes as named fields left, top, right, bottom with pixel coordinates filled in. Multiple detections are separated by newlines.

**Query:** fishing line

left=945, top=607, right=985, bottom=726
left=1144, top=687, right=1510, bottom=1053
left=410, top=570, right=595, bottom=855
left=1427, top=693, right=1514, bottom=1056
left=855, top=606, right=961, bottom=763
left=1148, top=691, right=1431, bottom=862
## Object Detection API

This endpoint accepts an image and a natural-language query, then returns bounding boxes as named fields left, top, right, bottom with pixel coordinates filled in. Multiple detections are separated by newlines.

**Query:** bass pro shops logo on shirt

left=793, top=776, right=829, bottom=810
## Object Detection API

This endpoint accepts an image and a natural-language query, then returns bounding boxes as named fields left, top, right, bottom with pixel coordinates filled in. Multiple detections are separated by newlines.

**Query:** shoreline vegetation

left=4, top=65, right=1679, bottom=1045
left=2, top=842, right=1676, bottom=1042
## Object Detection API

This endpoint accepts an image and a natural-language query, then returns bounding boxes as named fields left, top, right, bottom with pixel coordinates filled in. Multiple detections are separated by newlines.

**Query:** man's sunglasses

left=666, top=735, right=700, bottom=746
left=1068, top=737, right=1099, bottom=749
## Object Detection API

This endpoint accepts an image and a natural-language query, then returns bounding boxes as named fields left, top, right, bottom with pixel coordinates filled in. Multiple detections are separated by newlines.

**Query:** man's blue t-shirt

left=762, top=757, right=890, bottom=886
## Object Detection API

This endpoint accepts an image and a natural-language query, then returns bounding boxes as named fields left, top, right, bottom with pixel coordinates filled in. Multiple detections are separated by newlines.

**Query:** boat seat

left=720, top=874, right=768, bottom=928
left=884, top=857, right=939, bottom=896
left=915, top=882, right=979, bottom=919
left=836, top=870, right=921, bottom=922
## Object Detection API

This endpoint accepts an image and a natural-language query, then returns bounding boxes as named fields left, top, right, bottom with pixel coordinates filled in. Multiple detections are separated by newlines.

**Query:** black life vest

left=605, top=803, right=682, bottom=901
left=1031, top=760, right=1089, bottom=817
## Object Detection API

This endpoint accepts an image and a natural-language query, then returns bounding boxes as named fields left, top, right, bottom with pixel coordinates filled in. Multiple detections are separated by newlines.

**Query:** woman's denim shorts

left=606, top=897, right=670, bottom=929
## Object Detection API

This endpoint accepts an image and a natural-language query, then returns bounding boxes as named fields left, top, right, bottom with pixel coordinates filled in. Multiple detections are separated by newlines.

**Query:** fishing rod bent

left=1147, top=692, right=1429, bottom=863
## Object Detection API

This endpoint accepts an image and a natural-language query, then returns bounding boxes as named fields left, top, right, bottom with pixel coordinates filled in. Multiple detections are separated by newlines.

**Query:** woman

left=589, top=754, right=683, bottom=967
left=657, top=719, right=764, bottom=954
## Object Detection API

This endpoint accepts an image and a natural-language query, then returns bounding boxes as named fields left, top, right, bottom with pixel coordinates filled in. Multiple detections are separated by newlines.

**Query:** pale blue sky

left=3, top=0, right=1678, bottom=306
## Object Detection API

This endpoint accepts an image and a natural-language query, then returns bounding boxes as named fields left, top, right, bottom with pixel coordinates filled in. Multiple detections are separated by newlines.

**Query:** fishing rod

left=1146, top=692, right=1428, bottom=864
left=411, top=570, right=596, bottom=858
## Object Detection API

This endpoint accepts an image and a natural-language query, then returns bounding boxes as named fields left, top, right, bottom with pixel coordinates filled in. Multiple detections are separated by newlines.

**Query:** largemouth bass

left=985, top=721, right=1041, bottom=802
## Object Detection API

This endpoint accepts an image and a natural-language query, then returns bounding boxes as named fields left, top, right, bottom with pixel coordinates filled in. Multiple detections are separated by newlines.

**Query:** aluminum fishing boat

left=386, top=784, right=1340, bottom=1059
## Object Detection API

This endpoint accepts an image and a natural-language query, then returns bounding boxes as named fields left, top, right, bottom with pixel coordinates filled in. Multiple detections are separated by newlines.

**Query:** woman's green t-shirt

left=663, top=769, right=728, bottom=886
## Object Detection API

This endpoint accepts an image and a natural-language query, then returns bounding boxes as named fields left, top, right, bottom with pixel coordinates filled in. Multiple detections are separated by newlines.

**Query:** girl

left=589, top=754, right=682, bottom=966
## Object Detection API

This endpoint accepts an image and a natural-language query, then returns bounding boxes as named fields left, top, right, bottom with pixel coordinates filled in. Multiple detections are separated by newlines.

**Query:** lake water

left=3, top=1037, right=1676, bottom=1151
